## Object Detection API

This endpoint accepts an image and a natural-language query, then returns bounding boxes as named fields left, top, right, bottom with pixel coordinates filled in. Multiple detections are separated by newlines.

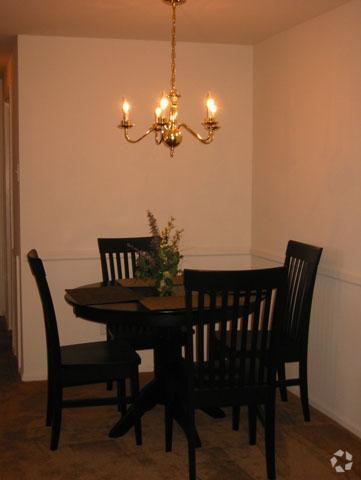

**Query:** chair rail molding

left=28, top=245, right=252, bottom=262
left=251, top=249, right=361, bottom=288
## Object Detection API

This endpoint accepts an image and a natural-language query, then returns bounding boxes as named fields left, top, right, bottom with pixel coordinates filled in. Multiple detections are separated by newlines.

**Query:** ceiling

left=0, top=0, right=351, bottom=71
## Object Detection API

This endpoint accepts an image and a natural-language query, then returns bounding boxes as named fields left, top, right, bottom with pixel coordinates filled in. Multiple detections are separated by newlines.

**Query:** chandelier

left=118, top=0, right=220, bottom=157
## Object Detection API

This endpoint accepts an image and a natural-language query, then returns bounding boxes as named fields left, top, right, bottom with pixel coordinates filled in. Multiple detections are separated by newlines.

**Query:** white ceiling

left=0, top=0, right=351, bottom=70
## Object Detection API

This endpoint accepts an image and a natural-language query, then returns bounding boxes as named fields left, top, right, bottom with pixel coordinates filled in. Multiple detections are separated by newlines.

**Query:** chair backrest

left=283, top=240, right=323, bottom=344
left=184, top=267, right=287, bottom=391
left=27, top=249, right=61, bottom=373
left=97, top=237, right=155, bottom=283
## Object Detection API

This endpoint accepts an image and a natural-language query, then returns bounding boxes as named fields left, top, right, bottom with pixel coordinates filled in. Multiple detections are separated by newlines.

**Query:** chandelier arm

left=179, top=123, right=215, bottom=144
left=123, top=126, right=156, bottom=144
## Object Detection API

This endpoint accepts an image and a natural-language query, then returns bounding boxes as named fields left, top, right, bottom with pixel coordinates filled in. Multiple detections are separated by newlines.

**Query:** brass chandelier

left=119, top=0, right=220, bottom=157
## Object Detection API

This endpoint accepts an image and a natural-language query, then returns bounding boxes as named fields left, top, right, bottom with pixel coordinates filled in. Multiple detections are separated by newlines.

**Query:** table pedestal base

left=108, top=377, right=202, bottom=447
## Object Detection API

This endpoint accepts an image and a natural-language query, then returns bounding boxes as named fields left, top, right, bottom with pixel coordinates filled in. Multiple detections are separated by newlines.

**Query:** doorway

left=0, top=78, right=20, bottom=363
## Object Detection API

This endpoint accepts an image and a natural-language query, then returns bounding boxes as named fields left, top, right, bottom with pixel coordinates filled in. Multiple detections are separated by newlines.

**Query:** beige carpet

left=1, top=321, right=360, bottom=479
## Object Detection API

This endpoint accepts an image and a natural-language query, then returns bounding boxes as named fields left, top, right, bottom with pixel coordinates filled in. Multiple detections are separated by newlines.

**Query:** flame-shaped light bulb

left=206, top=96, right=217, bottom=120
left=122, top=99, right=130, bottom=121
left=155, top=106, right=162, bottom=123
left=160, top=96, right=169, bottom=111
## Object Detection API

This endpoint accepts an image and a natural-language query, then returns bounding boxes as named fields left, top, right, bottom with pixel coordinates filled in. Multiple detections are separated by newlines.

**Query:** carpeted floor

left=1, top=318, right=360, bottom=479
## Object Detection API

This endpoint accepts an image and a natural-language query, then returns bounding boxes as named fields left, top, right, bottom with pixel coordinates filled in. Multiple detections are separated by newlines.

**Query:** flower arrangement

left=135, top=211, right=183, bottom=296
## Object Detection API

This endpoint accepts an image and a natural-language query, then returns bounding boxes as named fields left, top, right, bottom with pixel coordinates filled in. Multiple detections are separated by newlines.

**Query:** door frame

left=0, top=78, right=5, bottom=318
left=3, top=85, right=19, bottom=359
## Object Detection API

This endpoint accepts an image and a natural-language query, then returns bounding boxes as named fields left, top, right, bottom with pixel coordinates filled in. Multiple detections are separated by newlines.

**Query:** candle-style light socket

left=163, top=0, right=186, bottom=5
left=118, top=120, right=134, bottom=129
left=202, top=118, right=220, bottom=130
left=154, top=118, right=167, bottom=131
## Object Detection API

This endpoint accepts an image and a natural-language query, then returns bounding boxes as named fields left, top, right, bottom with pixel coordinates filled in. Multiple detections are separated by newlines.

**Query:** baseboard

left=287, top=389, right=361, bottom=439
left=21, top=371, right=47, bottom=382
left=309, top=396, right=361, bottom=439
left=21, top=370, right=155, bottom=383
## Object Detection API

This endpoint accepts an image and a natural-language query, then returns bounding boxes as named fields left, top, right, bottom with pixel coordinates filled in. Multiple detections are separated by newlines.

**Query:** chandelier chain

left=171, top=3, right=177, bottom=92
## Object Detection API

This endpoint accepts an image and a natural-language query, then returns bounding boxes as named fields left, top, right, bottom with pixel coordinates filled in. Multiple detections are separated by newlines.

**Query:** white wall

left=13, top=1, right=361, bottom=441
left=17, top=35, right=253, bottom=379
left=253, top=0, right=361, bottom=436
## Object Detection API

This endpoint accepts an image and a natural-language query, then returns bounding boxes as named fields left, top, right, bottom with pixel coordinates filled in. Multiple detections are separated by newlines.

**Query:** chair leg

left=277, top=362, right=288, bottom=402
left=165, top=400, right=173, bottom=452
left=117, top=379, right=127, bottom=417
left=232, top=406, right=240, bottom=431
left=248, top=405, right=257, bottom=445
left=130, top=370, right=142, bottom=446
left=106, top=327, right=113, bottom=391
left=46, top=376, right=53, bottom=427
left=264, top=395, right=276, bottom=480
left=50, top=386, right=62, bottom=451
left=187, top=408, right=197, bottom=480
left=299, top=360, right=311, bottom=422
left=188, top=443, right=196, bottom=480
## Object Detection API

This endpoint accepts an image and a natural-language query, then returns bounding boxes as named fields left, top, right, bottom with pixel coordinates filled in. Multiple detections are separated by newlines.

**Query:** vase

left=156, top=271, right=174, bottom=297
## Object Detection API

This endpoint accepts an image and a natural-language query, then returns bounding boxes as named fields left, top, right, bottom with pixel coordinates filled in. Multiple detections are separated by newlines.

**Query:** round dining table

left=65, top=281, right=223, bottom=441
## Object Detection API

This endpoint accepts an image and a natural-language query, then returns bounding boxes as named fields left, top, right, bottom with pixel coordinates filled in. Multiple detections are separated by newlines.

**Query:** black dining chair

left=98, top=237, right=160, bottom=399
left=98, top=238, right=158, bottom=343
left=27, top=249, right=142, bottom=450
left=276, top=240, right=323, bottom=421
left=165, top=267, right=287, bottom=480
left=231, top=241, right=323, bottom=427
left=98, top=237, right=158, bottom=285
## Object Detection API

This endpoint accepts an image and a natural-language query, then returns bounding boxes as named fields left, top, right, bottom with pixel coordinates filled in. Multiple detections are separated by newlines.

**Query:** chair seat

left=61, top=341, right=140, bottom=387
left=278, top=335, right=302, bottom=362
left=61, top=340, right=140, bottom=365
left=216, top=331, right=301, bottom=364
left=173, top=357, right=273, bottom=407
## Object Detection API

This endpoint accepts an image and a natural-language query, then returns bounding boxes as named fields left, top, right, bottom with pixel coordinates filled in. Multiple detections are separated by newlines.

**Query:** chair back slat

left=248, top=289, right=262, bottom=385
left=258, top=289, right=273, bottom=383
left=207, top=292, right=218, bottom=388
left=27, top=250, right=62, bottom=374
left=238, top=290, right=251, bottom=387
left=228, top=290, right=241, bottom=384
left=109, top=253, right=116, bottom=282
left=217, top=290, right=229, bottom=386
left=115, top=252, right=122, bottom=279
left=131, top=251, right=137, bottom=273
left=283, top=240, right=322, bottom=343
left=123, top=250, right=130, bottom=278
left=196, top=292, right=205, bottom=388
left=184, top=267, right=287, bottom=393
left=97, top=237, right=155, bottom=283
